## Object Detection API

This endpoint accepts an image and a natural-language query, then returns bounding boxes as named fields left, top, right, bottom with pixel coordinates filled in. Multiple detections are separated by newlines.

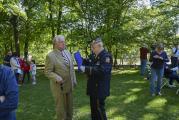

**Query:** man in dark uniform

left=80, top=38, right=113, bottom=120
left=0, top=65, right=18, bottom=120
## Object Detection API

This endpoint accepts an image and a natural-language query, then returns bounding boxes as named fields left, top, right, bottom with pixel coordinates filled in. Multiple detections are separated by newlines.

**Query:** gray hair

left=52, top=35, right=65, bottom=45
left=156, top=43, right=164, bottom=50
left=92, top=37, right=103, bottom=47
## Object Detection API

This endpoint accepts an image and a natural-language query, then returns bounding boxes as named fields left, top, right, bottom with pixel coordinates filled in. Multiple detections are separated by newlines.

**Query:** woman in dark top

left=149, top=43, right=169, bottom=96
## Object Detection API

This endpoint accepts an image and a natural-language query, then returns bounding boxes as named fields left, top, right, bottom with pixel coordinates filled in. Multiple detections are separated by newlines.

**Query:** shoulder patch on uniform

left=105, top=57, right=110, bottom=63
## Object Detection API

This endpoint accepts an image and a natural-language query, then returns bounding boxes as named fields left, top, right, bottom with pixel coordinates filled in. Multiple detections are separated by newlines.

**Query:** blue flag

left=74, top=51, right=83, bottom=71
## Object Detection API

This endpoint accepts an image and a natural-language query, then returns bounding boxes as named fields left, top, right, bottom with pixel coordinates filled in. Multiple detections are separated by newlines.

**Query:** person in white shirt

left=30, top=60, right=37, bottom=85
left=10, top=52, right=21, bottom=83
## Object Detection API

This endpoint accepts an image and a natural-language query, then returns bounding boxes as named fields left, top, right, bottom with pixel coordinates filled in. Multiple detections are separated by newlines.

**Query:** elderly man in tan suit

left=45, top=35, right=77, bottom=120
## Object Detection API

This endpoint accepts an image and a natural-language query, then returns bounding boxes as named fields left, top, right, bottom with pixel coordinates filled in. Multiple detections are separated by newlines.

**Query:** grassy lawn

left=16, top=69, right=179, bottom=120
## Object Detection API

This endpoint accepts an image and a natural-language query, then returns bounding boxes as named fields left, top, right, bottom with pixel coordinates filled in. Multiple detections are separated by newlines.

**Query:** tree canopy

left=0, top=0, right=178, bottom=64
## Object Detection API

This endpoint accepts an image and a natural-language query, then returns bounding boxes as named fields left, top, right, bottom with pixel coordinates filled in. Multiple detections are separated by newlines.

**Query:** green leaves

left=0, top=1, right=27, bottom=19
left=0, top=0, right=178, bottom=63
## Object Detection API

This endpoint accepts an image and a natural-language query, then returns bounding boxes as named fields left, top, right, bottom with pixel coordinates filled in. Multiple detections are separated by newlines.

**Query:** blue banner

left=74, top=51, right=83, bottom=71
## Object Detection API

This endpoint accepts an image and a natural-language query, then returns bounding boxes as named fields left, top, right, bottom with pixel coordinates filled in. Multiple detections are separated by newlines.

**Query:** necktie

left=61, top=51, right=69, bottom=65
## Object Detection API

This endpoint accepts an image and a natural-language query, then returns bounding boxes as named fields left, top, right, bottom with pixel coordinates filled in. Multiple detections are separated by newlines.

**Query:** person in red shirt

left=140, top=44, right=149, bottom=75
left=21, top=59, right=30, bottom=84
left=18, top=56, right=24, bottom=85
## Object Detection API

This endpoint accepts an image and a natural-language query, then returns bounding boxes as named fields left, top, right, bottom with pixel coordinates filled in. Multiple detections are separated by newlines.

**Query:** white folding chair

left=161, top=77, right=168, bottom=89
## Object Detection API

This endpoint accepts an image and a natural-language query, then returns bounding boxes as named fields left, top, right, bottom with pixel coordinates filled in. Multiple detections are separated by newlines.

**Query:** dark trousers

left=168, top=73, right=179, bottom=85
left=15, top=73, right=19, bottom=84
left=22, top=71, right=30, bottom=83
left=171, top=57, right=178, bottom=67
left=90, top=96, right=107, bottom=120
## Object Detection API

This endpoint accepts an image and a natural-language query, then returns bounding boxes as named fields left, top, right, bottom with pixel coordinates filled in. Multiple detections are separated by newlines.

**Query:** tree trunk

left=3, top=40, right=7, bottom=55
left=24, top=34, right=29, bottom=60
left=24, top=9, right=31, bottom=60
left=114, top=48, right=118, bottom=67
left=120, top=58, right=124, bottom=65
left=49, top=0, right=55, bottom=39
left=57, top=1, right=62, bottom=35
left=10, top=15, right=20, bottom=56
left=10, top=39, right=13, bottom=52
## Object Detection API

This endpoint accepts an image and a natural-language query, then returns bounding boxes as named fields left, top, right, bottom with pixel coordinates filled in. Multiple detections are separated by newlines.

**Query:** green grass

left=17, top=69, right=179, bottom=120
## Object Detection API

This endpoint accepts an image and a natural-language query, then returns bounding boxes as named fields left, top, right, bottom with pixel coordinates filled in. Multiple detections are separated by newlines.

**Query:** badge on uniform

left=96, top=61, right=100, bottom=65
left=105, top=57, right=110, bottom=63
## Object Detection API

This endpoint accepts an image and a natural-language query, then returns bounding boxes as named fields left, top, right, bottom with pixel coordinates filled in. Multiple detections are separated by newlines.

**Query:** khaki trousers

left=54, top=92, right=73, bottom=120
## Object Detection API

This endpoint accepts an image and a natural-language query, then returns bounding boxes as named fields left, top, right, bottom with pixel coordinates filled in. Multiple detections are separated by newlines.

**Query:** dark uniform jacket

left=83, top=49, right=113, bottom=99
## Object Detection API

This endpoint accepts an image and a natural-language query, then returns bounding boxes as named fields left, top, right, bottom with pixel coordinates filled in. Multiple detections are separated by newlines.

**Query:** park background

left=0, top=0, right=179, bottom=120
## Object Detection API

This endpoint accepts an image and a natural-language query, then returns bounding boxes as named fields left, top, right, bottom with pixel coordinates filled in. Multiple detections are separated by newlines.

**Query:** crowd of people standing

left=140, top=43, right=179, bottom=96
left=3, top=51, right=37, bottom=86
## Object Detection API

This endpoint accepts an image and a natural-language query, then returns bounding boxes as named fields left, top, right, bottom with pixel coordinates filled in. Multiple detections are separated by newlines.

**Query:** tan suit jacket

left=45, top=49, right=77, bottom=94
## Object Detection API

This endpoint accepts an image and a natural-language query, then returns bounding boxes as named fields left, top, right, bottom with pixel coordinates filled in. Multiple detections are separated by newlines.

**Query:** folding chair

left=145, top=63, right=151, bottom=80
left=176, top=88, right=179, bottom=94
left=161, top=77, right=168, bottom=89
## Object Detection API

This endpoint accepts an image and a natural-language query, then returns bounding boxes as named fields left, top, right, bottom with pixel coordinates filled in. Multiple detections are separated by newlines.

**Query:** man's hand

left=0, top=96, right=5, bottom=103
left=154, top=55, right=163, bottom=60
left=73, top=81, right=77, bottom=88
left=80, top=66, right=85, bottom=73
left=56, top=77, right=64, bottom=84
left=153, top=55, right=160, bottom=58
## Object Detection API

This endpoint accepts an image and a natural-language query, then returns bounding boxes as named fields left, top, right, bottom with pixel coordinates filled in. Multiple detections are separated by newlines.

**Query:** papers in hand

left=17, top=68, right=23, bottom=74
left=74, top=51, right=83, bottom=71
left=0, top=96, right=5, bottom=103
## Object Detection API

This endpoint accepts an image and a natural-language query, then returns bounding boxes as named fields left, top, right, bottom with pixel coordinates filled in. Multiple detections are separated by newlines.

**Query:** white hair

left=52, top=35, right=65, bottom=45
left=97, top=41, right=103, bottom=47
left=92, top=39, right=104, bottom=48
